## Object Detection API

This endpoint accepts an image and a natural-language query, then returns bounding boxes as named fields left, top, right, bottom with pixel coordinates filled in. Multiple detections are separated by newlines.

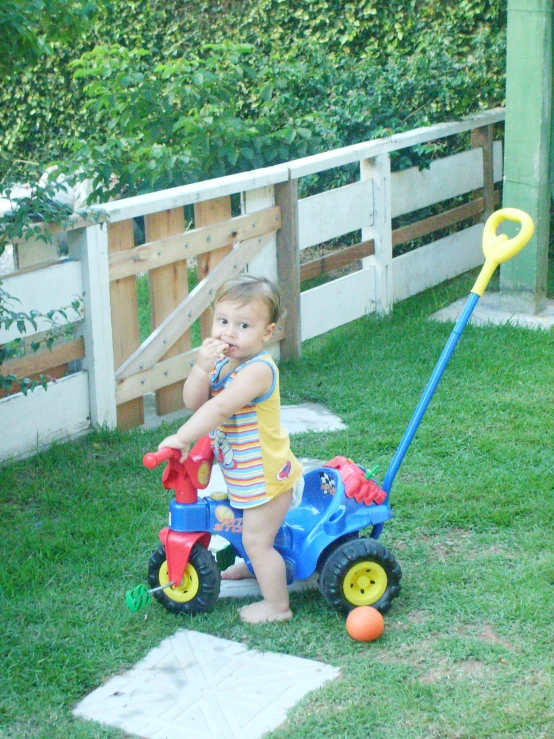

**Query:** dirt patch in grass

left=465, top=543, right=515, bottom=559
left=423, top=528, right=473, bottom=561
left=407, top=609, right=429, bottom=625
left=455, top=623, right=515, bottom=651
left=418, top=658, right=487, bottom=684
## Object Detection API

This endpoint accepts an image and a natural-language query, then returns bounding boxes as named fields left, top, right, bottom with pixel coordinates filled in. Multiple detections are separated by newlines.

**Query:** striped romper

left=209, top=352, right=303, bottom=509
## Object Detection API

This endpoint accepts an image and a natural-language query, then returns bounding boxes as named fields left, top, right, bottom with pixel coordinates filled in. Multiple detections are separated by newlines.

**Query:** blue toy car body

left=145, top=442, right=402, bottom=615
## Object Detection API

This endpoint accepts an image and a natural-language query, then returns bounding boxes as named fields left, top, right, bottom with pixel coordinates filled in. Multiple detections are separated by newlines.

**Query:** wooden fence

left=0, top=108, right=504, bottom=460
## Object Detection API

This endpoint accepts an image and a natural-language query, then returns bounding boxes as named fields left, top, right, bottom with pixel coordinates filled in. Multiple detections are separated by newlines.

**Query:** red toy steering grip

left=143, top=447, right=181, bottom=468
left=142, top=436, right=214, bottom=504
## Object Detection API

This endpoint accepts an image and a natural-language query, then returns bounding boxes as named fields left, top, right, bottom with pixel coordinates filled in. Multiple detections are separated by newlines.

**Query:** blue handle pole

left=381, top=292, right=480, bottom=497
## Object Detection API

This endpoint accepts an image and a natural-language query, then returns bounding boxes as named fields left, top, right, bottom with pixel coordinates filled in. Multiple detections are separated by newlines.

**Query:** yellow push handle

left=472, top=208, right=534, bottom=296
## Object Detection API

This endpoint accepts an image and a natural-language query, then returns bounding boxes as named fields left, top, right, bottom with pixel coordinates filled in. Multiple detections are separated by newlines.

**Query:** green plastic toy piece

left=216, top=544, right=236, bottom=572
left=125, top=584, right=151, bottom=613
left=364, top=465, right=379, bottom=480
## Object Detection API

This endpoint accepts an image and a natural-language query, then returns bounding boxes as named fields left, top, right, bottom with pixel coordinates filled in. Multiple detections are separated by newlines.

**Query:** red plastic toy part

left=185, top=436, right=215, bottom=489
left=142, top=436, right=214, bottom=504
left=324, top=457, right=387, bottom=505
left=159, top=528, right=211, bottom=588
left=143, top=447, right=180, bottom=468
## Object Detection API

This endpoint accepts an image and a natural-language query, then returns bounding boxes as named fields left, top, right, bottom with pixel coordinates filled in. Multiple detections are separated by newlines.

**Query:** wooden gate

left=108, top=197, right=282, bottom=429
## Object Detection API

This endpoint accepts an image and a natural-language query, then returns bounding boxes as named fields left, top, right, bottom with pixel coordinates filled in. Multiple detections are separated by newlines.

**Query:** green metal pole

left=501, top=0, right=552, bottom=313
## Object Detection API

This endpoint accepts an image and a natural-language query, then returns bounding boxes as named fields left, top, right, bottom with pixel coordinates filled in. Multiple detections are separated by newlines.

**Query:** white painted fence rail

left=0, top=108, right=505, bottom=462
left=0, top=260, right=89, bottom=460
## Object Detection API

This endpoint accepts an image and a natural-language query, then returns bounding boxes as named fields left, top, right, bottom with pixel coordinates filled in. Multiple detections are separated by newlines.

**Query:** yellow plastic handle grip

left=472, top=208, right=534, bottom=296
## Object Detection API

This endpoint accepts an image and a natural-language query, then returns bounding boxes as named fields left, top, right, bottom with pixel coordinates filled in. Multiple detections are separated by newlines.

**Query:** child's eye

left=240, top=322, right=249, bottom=329
left=219, top=318, right=228, bottom=325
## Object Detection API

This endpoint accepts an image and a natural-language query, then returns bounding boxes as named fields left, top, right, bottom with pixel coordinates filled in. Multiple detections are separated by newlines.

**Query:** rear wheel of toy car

left=148, top=543, right=221, bottom=615
left=316, top=533, right=359, bottom=574
left=318, top=538, right=402, bottom=614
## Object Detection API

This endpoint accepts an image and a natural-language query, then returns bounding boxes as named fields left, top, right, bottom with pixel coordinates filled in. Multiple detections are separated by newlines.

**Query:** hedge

left=0, top=0, right=507, bottom=184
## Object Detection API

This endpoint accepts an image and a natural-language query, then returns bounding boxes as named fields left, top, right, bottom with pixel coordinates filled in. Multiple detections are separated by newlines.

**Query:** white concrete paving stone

left=74, top=630, right=340, bottom=739
left=142, top=397, right=347, bottom=434
left=75, top=402, right=344, bottom=737
left=281, top=402, right=347, bottom=434
left=430, top=293, right=554, bottom=329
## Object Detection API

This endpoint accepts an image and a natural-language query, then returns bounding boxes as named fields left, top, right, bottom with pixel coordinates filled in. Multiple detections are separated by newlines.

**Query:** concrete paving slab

left=281, top=402, right=347, bottom=434
left=142, top=396, right=347, bottom=434
left=430, top=293, right=554, bottom=330
left=83, top=403, right=344, bottom=738
left=74, top=630, right=340, bottom=739
left=217, top=568, right=319, bottom=599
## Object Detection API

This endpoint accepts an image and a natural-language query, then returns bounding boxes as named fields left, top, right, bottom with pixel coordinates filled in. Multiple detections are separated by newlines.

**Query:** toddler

left=158, top=274, right=303, bottom=624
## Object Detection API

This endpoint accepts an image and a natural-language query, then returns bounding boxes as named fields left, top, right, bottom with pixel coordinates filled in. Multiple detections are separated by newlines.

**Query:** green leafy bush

left=0, top=0, right=507, bottom=185
left=66, top=41, right=320, bottom=197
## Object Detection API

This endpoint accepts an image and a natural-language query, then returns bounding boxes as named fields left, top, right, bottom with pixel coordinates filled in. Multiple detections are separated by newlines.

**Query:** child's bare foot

left=221, top=561, right=255, bottom=580
left=239, top=600, right=292, bottom=624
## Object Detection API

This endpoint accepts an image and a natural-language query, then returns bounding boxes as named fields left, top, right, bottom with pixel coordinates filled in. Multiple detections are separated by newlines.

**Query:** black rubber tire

left=319, top=538, right=402, bottom=614
left=147, top=543, right=221, bottom=615
left=316, top=533, right=359, bottom=574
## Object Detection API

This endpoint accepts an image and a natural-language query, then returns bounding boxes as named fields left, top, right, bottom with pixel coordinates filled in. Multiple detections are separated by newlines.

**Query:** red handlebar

left=143, top=437, right=214, bottom=504
left=143, top=447, right=181, bottom=469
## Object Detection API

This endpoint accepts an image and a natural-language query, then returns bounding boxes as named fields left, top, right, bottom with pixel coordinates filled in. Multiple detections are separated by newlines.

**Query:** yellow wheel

left=158, top=560, right=200, bottom=603
left=342, top=560, right=388, bottom=606
left=148, top=543, right=221, bottom=615
left=319, top=537, right=402, bottom=614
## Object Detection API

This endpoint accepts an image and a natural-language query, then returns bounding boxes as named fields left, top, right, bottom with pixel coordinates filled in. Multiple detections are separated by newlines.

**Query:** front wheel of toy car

left=147, top=543, right=221, bottom=615
left=318, top=538, right=402, bottom=614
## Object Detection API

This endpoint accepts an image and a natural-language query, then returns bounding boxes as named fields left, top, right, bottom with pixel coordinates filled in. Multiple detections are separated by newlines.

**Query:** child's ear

left=262, top=323, right=276, bottom=343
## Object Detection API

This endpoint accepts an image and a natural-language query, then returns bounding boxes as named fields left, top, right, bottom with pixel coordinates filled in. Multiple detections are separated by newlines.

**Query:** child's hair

left=214, top=274, right=282, bottom=324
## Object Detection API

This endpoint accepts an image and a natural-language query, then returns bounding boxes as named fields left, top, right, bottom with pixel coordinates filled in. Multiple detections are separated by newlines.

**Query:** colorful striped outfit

left=209, top=352, right=303, bottom=509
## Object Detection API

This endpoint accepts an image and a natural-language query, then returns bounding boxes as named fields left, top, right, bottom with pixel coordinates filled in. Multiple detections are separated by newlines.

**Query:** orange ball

left=345, top=606, right=385, bottom=642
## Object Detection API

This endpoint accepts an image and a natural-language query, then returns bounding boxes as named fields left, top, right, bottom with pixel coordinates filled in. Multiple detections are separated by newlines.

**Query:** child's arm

left=159, top=360, right=273, bottom=460
left=182, top=337, right=228, bottom=410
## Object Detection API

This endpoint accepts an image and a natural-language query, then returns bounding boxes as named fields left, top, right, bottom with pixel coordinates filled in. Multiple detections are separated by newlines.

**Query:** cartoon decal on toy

left=319, top=471, right=337, bottom=496
left=214, top=505, right=243, bottom=533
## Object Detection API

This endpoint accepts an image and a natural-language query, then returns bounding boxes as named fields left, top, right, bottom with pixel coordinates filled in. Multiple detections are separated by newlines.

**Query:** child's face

left=211, top=298, right=275, bottom=362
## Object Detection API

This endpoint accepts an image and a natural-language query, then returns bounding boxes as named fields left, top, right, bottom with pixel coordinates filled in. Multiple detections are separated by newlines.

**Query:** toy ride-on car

left=134, top=436, right=402, bottom=616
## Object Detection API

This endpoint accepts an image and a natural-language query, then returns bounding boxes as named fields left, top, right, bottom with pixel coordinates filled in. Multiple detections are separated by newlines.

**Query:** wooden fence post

left=108, top=219, right=144, bottom=429
left=471, top=124, right=495, bottom=222
left=144, top=208, right=189, bottom=417
left=275, top=179, right=301, bottom=360
left=67, top=223, right=117, bottom=429
left=361, top=154, right=393, bottom=314
left=194, top=197, right=233, bottom=339
left=241, top=184, right=280, bottom=355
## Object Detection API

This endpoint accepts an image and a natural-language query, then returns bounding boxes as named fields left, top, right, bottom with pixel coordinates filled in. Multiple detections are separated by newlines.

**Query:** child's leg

left=239, top=489, right=293, bottom=624
left=221, top=560, right=254, bottom=580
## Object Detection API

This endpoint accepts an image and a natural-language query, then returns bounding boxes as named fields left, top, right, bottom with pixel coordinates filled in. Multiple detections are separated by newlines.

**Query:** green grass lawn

left=1, top=269, right=553, bottom=739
